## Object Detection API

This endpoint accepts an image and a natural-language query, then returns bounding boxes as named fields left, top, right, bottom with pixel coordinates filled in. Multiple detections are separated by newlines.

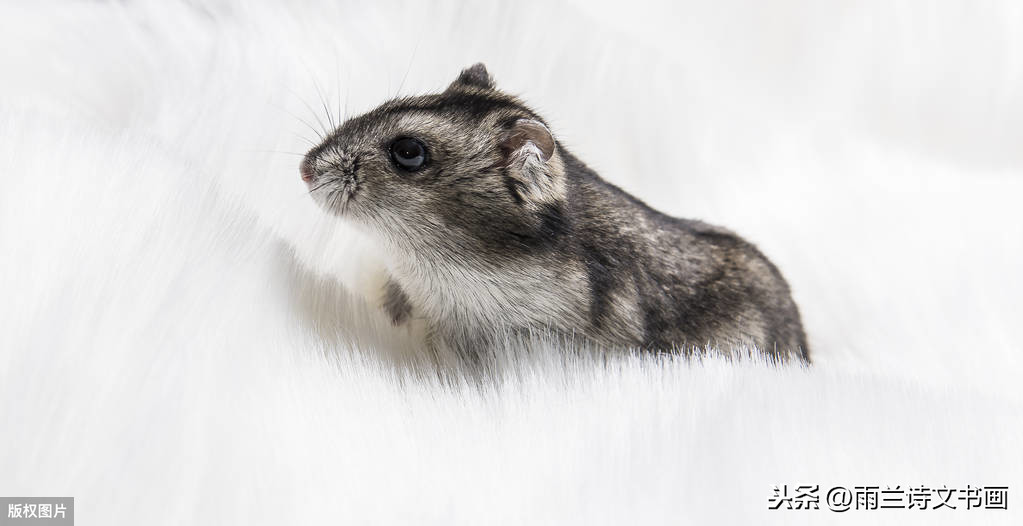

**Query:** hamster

left=301, top=63, right=809, bottom=364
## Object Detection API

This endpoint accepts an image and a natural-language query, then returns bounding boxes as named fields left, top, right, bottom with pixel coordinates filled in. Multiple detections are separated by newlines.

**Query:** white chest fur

left=387, top=252, right=590, bottom=339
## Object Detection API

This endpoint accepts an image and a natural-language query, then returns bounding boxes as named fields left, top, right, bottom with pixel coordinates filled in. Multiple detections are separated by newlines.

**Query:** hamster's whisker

left=329, top=188, right=345, bottom=212
left=293, top=133, right=319, bottom=148
left=286, top=86, right=330, bottom=139
left=396, top=37, right=420, bottom=97
left=268, top=101, right=325, bottom=142
left=306, top=69, right=337, bottom=134
left=308, top=180, right=334, bottom=194
left=343, top=69, right=352, bottom=121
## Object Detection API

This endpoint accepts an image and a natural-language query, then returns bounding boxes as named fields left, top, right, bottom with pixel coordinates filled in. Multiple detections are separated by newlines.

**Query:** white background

left=1, top=1, right=1020, bottom=524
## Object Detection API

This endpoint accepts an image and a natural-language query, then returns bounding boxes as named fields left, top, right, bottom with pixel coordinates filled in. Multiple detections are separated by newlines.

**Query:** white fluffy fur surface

left=1, top=1, right=1021, bottom=524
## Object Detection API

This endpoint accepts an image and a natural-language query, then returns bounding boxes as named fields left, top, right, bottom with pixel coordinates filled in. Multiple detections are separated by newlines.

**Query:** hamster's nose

left=299, top=159, right=316, bottom=182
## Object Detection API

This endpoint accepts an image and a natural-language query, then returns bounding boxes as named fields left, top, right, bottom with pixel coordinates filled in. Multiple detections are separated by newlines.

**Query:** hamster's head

left=301, top=63, right=567, bottom=262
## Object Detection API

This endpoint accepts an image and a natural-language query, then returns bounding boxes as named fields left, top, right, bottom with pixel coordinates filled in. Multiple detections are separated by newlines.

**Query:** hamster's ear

left=449, top=63, right=495, bottom=91
left=500, top=119, right=565, bottom=207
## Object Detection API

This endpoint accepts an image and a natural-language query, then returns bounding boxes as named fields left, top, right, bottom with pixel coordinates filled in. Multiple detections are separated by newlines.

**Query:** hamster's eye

left=390, top=137, right=428, bottom=172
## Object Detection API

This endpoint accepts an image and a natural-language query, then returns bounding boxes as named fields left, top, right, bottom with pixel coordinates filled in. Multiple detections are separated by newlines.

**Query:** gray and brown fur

left=301, top=64, right=809, bottom=363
